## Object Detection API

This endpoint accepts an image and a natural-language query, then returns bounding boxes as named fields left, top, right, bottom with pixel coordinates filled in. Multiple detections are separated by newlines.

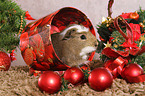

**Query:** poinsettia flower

left=120, top=39, right=138, bottom=49
left=118, top=23, right=141, bottom=55
left=120, top=38, right=140, bottom=55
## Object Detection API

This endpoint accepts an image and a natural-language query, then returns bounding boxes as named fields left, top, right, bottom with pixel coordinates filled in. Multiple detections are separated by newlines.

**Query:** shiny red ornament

left=63, top=67, right=84, bottom=85
left=38, top=71, right=62, bottom=94
left=121, top=63, right=144, bottom=83
left=0, top=51, right=11, bottom=71
left=88, top=67, right=113, bottom=91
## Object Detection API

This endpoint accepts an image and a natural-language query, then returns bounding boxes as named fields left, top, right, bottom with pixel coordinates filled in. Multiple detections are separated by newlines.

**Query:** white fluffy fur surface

left=60, top=24, right=89, bottom=36
left=80, top=46, right=96, bottom=60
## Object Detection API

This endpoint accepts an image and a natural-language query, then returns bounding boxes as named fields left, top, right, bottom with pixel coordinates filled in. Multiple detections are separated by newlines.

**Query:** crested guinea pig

left=51, top=24, right=98, bottom=67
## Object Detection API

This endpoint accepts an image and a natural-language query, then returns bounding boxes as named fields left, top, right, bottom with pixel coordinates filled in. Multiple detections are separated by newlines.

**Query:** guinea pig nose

left=95, top=43, right=98, bottom=47
left=95, top=41, right=98, bottom=47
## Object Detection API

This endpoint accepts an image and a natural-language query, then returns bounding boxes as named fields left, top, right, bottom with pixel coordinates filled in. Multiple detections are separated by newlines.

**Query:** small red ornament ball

left=38, top=71, right=61, bottom=94
left=88, top=67, right=113, bottom=91
left=63, top=67, right=84, bottom=85
left=0, top=51, right=11, bottom=71
left=121, top=63, right=144, bottom=83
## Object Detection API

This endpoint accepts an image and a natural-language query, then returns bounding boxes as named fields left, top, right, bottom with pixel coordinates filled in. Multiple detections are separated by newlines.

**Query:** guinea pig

left=51, top=24, right=98, bottom=67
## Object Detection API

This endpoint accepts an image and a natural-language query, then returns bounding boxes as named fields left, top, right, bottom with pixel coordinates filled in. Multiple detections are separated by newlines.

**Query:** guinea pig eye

left=80, top=35, right=86, bottom=40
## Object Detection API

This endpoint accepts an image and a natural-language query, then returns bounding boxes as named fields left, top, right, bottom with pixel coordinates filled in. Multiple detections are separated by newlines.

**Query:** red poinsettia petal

left=120, top=39, right=138, bottom=49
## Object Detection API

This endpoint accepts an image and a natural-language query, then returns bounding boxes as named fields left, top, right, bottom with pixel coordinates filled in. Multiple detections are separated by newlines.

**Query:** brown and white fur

left=51, top=24, right=98, bottom=67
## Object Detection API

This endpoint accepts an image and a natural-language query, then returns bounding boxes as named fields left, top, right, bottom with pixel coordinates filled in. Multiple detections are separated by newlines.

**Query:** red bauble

left=0, top=51, right=11, bottom=71
left=63, top=67, right=84, bottom=85
left=38, top=71, right=61, bottom=94
left=121, top=63, right=144, bottom=83
left=88, top=67, right=113, bottom=91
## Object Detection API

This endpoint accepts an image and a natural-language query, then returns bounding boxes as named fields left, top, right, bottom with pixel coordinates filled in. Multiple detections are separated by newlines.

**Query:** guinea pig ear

left=62, top=28, right=77, bottom=40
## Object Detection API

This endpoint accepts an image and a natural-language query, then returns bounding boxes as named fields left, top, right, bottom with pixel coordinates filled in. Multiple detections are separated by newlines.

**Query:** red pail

left=20, top=7, right=96, bottom=71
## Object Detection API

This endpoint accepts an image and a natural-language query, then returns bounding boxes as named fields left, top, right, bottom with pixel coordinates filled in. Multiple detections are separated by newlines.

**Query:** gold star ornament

left=104, top=41, right=111, bottom=48
left=140, top=35, right=145, bottom=41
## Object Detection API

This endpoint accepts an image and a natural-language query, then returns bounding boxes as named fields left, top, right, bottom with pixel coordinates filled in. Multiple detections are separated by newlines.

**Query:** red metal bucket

left=20, top=7, right=96, bottom=71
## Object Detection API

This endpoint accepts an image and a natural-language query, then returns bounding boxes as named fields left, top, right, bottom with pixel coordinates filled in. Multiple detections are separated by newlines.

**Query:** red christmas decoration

left=0, top=51, right=11, bottom=71
left=23, top=48, right=35, bottom=66
left=129, top=12, right=139, bottom=20
left=29, top=68, right=42, bottom=76
left=10, top=50, right=16, bottom=61
left=38, top=71, right=62, bottom=94
left=104, top=60, right=120, bottom=78
left=25, top=11, right=35, bottom=20
left=101, top=16, right=145, bottom=83
left=20, top=7, right=96, bottom=71
left=88, top=67, right=113, bottom=91
left=120, top=12, right=139, bottom=21
left=63, top=67, right=84, bottom=85
left=121, top=63, right=144, bottom=83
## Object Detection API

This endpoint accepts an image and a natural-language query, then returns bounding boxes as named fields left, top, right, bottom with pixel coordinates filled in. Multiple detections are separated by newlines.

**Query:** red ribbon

left=103, top=56, right=145, bottom=82
left=113, top=16, right=145, bottom=56
left=104, top=57, right=127, bottom=78
left=102, top=16, right=145, bottom=82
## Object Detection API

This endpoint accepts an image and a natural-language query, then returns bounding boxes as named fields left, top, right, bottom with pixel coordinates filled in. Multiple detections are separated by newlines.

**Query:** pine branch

left=0, top=0, right=26, bottom=53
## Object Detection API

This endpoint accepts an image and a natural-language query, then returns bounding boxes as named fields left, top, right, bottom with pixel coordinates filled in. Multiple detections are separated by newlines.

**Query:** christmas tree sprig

left=0, top=0, right=26, bottom=53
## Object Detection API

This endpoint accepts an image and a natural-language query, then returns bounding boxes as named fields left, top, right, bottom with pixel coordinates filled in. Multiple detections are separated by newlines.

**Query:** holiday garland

left=0, top=0, right=26, bottom=53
